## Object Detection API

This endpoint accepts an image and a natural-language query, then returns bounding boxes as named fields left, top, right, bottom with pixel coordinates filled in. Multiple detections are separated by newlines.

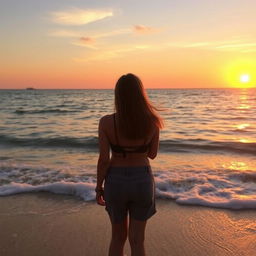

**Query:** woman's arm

left=96, top=117, right=110, bottom=194
left=147, top=127, right=160, bottom=159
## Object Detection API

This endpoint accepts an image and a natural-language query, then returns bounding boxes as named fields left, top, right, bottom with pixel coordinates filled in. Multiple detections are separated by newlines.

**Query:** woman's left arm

left=96, top=117, right=110, bottom=205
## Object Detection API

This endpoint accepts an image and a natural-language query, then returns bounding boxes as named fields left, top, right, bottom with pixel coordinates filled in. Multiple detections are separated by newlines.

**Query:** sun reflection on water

left=237, top=90, right=252, bottom=110
left=237, top=105, right=250, bottom=109
left=222, top=161, right=251, bottom=172
left=236, top=123, right=250, bottom=130
left=239, top=138, right=252, bottom=143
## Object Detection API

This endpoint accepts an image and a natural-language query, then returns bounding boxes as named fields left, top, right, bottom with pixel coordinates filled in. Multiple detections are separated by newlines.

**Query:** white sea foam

left=0, top=181, right=95, bottom=201
left=1, top=162, right=256, bottom=210
left=154, top=171, right=256, bottom=209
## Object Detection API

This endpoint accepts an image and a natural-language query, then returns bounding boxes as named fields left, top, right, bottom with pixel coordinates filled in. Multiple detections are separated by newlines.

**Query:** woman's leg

left=128, top=218, right=147, bottom=256
left=108, top=217, right=128, bottom=256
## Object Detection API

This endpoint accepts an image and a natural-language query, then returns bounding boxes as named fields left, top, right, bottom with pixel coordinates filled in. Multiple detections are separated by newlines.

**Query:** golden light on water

left=237, top=123, right=249, bottom=130
left=239, top=138, right=251, bottom=143
left=237, top=105, right=250, bottom=109
left=223, top=161, right=248, bottom=171
left=222, top=160, right=256, bottom=172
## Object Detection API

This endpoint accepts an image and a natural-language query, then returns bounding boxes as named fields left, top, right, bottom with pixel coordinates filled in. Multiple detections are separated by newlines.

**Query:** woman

left=96, top=73, right=163, bottom=256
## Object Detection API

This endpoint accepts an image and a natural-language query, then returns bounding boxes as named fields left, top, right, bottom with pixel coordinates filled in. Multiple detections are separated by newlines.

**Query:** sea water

left=0, top=89, right=256, bottom=209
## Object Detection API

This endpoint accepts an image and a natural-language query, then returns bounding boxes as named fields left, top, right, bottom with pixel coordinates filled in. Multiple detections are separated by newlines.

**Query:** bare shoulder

left=99, top=114, right=114, bottom=129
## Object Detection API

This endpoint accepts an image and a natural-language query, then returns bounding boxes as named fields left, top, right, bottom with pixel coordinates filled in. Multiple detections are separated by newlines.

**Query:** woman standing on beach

left=96, top=73, right=163, bottom=256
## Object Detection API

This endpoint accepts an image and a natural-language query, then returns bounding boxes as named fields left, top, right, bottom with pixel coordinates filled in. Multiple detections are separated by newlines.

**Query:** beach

left=0, top=193, right=255, bottom=256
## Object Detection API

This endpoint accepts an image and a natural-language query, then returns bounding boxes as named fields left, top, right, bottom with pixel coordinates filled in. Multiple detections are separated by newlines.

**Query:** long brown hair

left=114, top=73, right=163, bottom=140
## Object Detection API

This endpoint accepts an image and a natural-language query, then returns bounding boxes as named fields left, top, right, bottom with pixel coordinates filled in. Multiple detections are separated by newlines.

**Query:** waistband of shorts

left=108, top=166, right=150, bottom=174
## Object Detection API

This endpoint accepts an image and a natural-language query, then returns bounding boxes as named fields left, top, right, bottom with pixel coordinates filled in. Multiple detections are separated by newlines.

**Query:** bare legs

left=108, top=218, right=128, bottom=256
left=108, top=217, right=147, bottom=256
left=128, top=218, right=147, bottom=256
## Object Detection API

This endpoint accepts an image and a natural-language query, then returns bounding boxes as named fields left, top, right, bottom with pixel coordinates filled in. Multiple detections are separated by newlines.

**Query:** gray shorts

left=104, top=166, right=156, bottom=223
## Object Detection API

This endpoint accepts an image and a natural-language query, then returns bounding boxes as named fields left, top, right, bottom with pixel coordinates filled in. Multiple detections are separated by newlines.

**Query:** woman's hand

left=96, top=189, right=106, bottom=206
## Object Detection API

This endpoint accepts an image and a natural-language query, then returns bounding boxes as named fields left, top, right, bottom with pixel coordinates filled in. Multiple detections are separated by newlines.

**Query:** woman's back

left=99, top=113, right=159, bottom=167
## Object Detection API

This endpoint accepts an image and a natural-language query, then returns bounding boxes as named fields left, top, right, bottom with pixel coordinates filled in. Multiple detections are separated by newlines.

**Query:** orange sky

left=1, top=0, right=256, bottom=89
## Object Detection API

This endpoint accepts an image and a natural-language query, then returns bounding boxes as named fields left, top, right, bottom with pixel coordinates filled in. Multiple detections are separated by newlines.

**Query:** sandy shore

left=0, top=193, right=255, bottom=256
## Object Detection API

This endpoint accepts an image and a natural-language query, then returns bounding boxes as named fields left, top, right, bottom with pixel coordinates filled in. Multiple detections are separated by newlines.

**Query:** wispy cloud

left=48, top=30, right=81, bottom=37
left=48, top=24, right=158, bottom=49
left=49, top=8, right=113, bottom=26
left=133, top=25, right=154, bottom=34
left=49, top=28, right=132, bottom=39
left=72, top=36, right=97, bottom=49
left=73, top=50, right=122, bottom=62
left=79, top=37, right=95, bottom=44
left=93, top=28, right=132, bottom=38
left=75, top=35, right=242, bottom=62
left=167, top=39, right=256, bottom=53
left=182, top=42, right=214, bottom=48
left=73, top=44, right=153, bottom=62
left=72, top=41, right=98, bottom=50
left=49, top=28, right=133, bottom=51
left=49, top=28, right=132, bottom=50
left=215, top=42, right=256, bottom=49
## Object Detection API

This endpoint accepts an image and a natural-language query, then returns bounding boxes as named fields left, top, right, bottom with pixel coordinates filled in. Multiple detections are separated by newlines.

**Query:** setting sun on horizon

left=238, top=73, right=255, bottom=88
left=240, top=74, right=250, bottom=83
left=223, top=58, right=256, bottom=88
left=1, top=0, right=256, bottom=89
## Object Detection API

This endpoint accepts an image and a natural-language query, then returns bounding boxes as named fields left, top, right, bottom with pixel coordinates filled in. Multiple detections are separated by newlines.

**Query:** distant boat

left=26, top=87, right=35, bottom=90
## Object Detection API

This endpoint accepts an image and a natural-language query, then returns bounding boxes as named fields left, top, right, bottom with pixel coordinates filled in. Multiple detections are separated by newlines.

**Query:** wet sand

left=0, top=193, right=255, bottom=256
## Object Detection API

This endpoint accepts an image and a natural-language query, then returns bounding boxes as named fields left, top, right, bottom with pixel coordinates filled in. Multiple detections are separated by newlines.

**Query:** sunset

left=1, top=1, right=256, bottom=256
left=240, top=74, right=250, bottom=83
left=1, top=0, right=256, bottom=89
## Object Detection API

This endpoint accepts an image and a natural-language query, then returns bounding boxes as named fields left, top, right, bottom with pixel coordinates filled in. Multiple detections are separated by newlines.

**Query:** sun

left=240, top=74, right=250, bottom=83
left=224, top=59, right=256, bottom=88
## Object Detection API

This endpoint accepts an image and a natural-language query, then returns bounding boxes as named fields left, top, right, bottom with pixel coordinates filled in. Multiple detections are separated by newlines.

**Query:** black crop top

left=110, top=114, right=150, bottom=157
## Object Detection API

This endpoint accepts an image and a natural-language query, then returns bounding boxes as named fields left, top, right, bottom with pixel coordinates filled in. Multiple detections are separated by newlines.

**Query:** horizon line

left=0, top=87, right=255, bottom=90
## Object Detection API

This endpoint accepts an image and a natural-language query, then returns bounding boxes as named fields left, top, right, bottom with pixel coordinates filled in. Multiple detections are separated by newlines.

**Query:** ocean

left=0, top=89, right=256, bottom=209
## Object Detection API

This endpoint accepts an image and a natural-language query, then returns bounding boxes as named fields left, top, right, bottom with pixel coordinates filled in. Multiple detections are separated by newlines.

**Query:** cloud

left=93, top=28, right=132, bottom=38
left=79, top=37, right=95, bottom=44
left=73, top=44, right=153, bottom=62
left=49, top=28, right=131, bottom=39
left=215, top=43, right=256, bottom=49
left=182, top=42, right=214, bottom=48
left=72, top=37, right=97, bottom=49
left=49, top=8, right=113, bottom=26
left=167, top=39, right=256, bottom=53
left=48, top=28, right=133, bottom=51
left=48, top=30, right=81, bottom=37
left=133, top=25, right=154, bottom=34
left=72, top=42, right=97, bottom=49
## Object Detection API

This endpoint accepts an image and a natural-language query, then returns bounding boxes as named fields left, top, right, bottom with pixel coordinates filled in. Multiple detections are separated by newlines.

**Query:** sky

left=1, top=0, right=256, bottom=89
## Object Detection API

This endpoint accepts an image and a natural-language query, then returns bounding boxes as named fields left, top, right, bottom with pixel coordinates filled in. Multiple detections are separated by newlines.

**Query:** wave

left=0, top=134, right=98, bottom=149
left=0, top=182, right=96, bottom=201
left=15, top=108, right=81, bottom=114
left=0, top=164, right=255, bottom=210
left=1, top=134, right=256, bottom=155
left=160, top=139, right=256, bottom=155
